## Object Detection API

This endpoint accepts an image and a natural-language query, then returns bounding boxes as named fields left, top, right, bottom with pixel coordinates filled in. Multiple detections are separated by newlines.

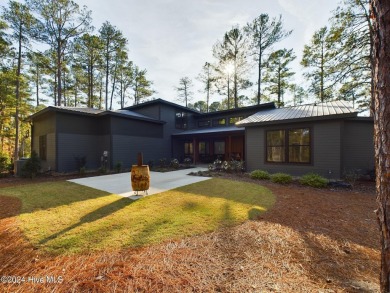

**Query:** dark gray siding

left=57, top=134, right=110, bottom=172
left=245, top=121, right=343, bottom=178
left=342, top=120, right=374, bottom=174
left=110, top=116, right=163, bottom=138
left=32, top=112, right=56, bottom=171
left=131, top=104, right=161, bottom=120
left=56, top=112, right=101, bottom=135
left=112, top=135, right=166, bottom=168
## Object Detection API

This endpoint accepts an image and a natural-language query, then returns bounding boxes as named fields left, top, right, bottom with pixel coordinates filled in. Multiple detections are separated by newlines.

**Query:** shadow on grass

left=1, top=181, right=112, bottom=214
left=39, top=197, right=133, bottom=245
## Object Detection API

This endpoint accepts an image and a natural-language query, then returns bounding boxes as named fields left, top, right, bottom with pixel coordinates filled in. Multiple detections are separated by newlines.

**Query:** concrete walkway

left=68, top=167, right=210, bottom=200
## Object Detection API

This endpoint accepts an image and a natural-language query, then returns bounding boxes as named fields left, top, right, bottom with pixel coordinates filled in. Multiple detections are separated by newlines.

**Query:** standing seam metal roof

left=236, top=101, right=358, bottom=125
left=42, top=106, right=161, bottom=122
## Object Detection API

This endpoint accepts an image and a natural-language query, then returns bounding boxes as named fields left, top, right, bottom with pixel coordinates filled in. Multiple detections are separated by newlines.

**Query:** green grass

left=0, top=178, right=275, bottom=255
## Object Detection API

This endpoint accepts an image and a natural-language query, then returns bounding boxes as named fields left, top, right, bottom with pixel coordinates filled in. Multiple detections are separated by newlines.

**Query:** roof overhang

left=172, top=126, right=245, bottom=136
left=29, top=106, right=165, bottom=125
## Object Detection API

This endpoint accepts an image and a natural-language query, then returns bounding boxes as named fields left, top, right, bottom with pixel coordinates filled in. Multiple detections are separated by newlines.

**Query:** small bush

left=170, top=158, right=180, bottom=169
left=114, top=161, right=123, bottom=173
left=183, top=157, right=192, bottom=166
left=21, top=151, right=41, bottom=178
left=300, top=173, right=328, bottom=188
left=0, top=152, right=10, bottom=175
left=74, top=155, right=87, bottom=171
left=270, top=173, right=292, bottom=184
left=79, top=166, right=87, bottom=176
left=159, top=158, right=167, bottom=168
left=209, top=159, right=223, bottom=172
left=250, top=170, right=270, bottom=180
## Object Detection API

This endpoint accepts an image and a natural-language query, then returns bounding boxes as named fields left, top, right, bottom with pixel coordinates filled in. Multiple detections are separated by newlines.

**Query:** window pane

left=39, top=135, right=47, bottom=160
left=267, top=147, right=285, bottom=162
left=214, top=141, right=225, bottom=155
left=175, top=112, right=188, bottom=129
left=229, top=116, right=244, bottom=124
left=198, top=120, right=210, bottom=127
left=267, top=130, right=285, bottom=146
left=184, top=142, right=193, bottom=155
left=289, top=128, right=310, bottom=145
left=213, top=118, right=226, bottom=126
left=289, top=146, right=310, bottom=163
left=199, top=142, right=209, bottom=154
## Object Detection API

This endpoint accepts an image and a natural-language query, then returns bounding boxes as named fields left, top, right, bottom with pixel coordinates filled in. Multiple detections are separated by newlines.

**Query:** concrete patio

left=68, top=167, right=210, bottom=200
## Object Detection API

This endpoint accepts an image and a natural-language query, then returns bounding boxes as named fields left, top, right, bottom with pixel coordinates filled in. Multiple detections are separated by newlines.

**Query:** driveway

left=68, top=167, right=210, bottom=200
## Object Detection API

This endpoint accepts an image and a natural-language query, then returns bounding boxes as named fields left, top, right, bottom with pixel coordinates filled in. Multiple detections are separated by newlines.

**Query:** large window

left=184, top=142, right=193, bottom=155
left=266, top=128, right=311, bottom=164
left=39, top=135, right=47, bottom=160
left=175, top=112, right=188, bottom=129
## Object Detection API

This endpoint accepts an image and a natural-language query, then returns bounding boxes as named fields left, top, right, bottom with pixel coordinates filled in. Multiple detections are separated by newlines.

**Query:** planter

left=131, top=165, right=150, bottom=192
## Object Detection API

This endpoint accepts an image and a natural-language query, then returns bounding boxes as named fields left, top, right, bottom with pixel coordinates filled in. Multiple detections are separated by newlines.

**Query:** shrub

left=21, top=151, right=41, bottom=178
left=229, top=160, right=245, bottom=173
left=0, top=152, right=10, bottom=174
left=300, top=173, right=328, bottom=188
left=170, top=158, right=180, bottom=169
left=209, top=159, right=245, bottom=173
left=250, top=170, right=270, bottom=180
left=114, top=161, right=123, bottom=173
left=209, top=159, right=223, bottom=172
left=74, top=155, right=87, bottom=171
left=79, top=166, right=87, bottom=176
left=270, top=173, right=292, bottom=184
left=159, top=158, right=167, bottom=168
left=183, top=157, right=192, bottom=166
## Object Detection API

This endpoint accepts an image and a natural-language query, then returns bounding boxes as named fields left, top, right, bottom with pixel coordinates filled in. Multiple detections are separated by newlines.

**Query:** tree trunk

left=257, top=37, right=262, bottom=105
left=13, top=24, right=22, bottom=175
left=371, top=0, right=390, bottom=291
left=57, top=42, right=62, bottom=106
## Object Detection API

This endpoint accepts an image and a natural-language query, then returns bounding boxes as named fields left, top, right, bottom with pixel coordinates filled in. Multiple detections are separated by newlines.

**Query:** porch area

left=172, top=126, right=245, bottom=164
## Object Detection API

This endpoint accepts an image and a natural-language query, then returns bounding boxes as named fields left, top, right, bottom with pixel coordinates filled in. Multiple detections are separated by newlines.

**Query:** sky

left=1, top=0, right=342, bottom=108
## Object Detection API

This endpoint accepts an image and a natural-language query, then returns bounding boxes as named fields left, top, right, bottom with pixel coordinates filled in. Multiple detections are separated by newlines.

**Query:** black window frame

left=39, top=135, right=47, bottom=161
left=198, top=120, right=211, bottom=127
left=265, top=127, right=312, bottom=165
left=213, top=118, right=226, bottom=126
left=229, top=116, right=244, bottom=125
left=175, top=111, right=188, bottom=129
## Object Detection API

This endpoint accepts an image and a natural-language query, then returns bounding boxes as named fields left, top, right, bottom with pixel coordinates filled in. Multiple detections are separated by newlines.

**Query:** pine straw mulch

left=0, top=176, right=379, bottom=292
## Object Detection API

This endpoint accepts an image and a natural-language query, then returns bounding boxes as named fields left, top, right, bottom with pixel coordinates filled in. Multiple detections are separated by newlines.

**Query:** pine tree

left=328, top=0, right=372, bottom=110
left=371, top=0, right=390, bottom=290
left=263, top=49, right=296, bottom=108
left=213, top=26, right=251, bottom=109
left=301, top=27, right=336, bottom=102
left=29, top=0, right=92, bottom=106
left=175, top=77, right=193, bottom=107
left=99, top=21, right=127, bottom=110
left=2, top=0, right=39, bottom=173
left=245, top=14, right=292, bottom=104
left=132, top=66, right=154, bottom=105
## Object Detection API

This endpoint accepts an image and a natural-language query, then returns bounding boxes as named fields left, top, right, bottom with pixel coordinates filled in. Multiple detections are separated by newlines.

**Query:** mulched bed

left=0, top=173, right=379, bottom=292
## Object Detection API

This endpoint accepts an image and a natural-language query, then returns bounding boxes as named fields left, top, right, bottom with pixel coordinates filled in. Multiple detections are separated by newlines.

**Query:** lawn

left=0, top=178, right=275, bottom=255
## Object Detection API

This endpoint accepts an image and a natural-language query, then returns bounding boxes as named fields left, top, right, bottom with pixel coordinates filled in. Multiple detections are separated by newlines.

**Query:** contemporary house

left=30, top=99, right=374, bottom=179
